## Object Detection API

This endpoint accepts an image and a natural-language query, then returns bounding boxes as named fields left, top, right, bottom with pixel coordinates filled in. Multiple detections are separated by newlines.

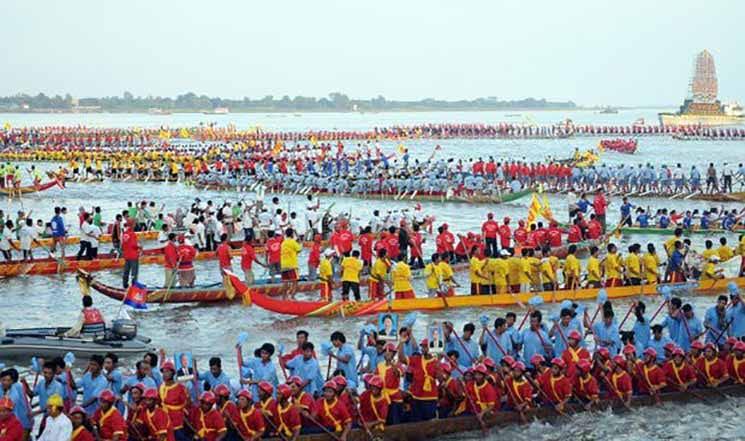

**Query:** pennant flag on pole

left=526, top=193, right=542, bottom=228
left=541, top=195, right=554, bottom=222
left=124, top=281, right=148, bottom=309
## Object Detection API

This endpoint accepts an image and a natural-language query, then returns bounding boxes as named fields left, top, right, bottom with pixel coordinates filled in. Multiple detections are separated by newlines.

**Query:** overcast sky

left=3, top=0, right=743, bottom=106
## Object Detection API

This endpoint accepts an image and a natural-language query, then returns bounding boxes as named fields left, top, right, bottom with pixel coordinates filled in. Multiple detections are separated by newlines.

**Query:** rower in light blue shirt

left=0, top=376, right=32, bottom=431
left=647, top=325, right=673, bottom=363
left=286, top=347, right=323, bottom=397
left=592, top=310, right=622, bottom=355
left=480, top=317, right=515, bottom=365
left=660, top=298, right=683, bottom=343
left=243, top=343, right=279, bottom=402
left=631, top=303, right=651, bottom=354
left=673, top=304, right=704, bottom=351
left=726, top=290, right=745, bottom=338
left=444, top=322, right=480, bottom=370
left=704, top=296, right=729, bottom=344
left=199, top=357, right=233, bottom=395
left=515, top=311, right=552, bottom=363
left=31, top=364, right=65, bottom=413
left=330, top=331, right=358, bottom=389
left=80, top=362, right=108, bottom=416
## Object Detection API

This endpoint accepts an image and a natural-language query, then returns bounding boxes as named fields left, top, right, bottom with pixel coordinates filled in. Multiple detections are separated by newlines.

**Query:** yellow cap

left=46, top=394, right=64, bottom=408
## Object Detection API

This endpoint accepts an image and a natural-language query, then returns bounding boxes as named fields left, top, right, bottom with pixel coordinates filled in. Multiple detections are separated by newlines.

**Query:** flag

left=124, top=281, right=148, bottom=309
left=179, top=128, right=190, bottom=139
left=526, top=193, right=542, bottom=228
left=158, top=129, right=170, bottom=140
left=541, top=195, right=554, bottom=222
left=223, top=270, right=252, bottom=306
left=2, top=122, right=10, bottom=131
left=310, top=135, right=318, bottom=146
left=271, top=139, right=283, bottom=157
left=397, top=143, right=407, bottom=155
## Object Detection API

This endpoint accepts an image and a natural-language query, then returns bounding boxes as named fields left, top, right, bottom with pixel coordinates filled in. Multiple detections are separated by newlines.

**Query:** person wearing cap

left=231, top=390, right=264, bottom=441
left=69, top=406, right=95, bottom=441
left=286, top=376, right=314, bottom=428
left=465, top=364, right=498, bottom=416
left=140, top=388, right=175, bottom=441
left=695, top=343, right=729, bottom=387
left=255, top=381, right=278, bottom=432
left=358, top=375, right=389, bottom=432
left=158, top=361, right=189, bottom=439
left=92, top=389, right=127, bottom=441
left=189, top=392, right=227, bottom=441
left=243, top=343, right=279, bottom=403
left=397, top=331, right=439, bottom=422
left=176, top=234, right=197, bottom=287
left=663, top=347, right=696, bottom=391
left=498, top=217, right=512, bottom=251
left=536, top=358, right=571, bottom=411
left=283, top=342, right=323, bottom=397
left=608, top=356, right=633, bottom=405
left=0, top=396, right=23, bottom=441
left=573, top=360, right=600, bottom=410
left=726, top=341, right=745, bottom=384
left=313, top=380, right=351, bottom=439
left=634, top=348, right=666, bottom=397
left=374, top=343, right=404, bottom=424
left=124, top=382, right=146, bottom=437
left=504, top=362, right=533, bottom=412
left=214, top=384, right=239, bottom=440
left=273, top=384, right=301, bottom=440
left=704, top=295, right=729, bottom=345
left=437, top=362, right=464, bottom=418
left=36, top=393, right=71, bottom=441
left=560, top=329, right=590, bottom=380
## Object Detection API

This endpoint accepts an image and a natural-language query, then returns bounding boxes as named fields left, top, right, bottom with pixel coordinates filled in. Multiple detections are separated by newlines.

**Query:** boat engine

left=111, top=319, right=138, bottom=340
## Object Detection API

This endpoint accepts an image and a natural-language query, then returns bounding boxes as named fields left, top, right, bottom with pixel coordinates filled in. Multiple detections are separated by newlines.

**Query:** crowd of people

left=3, top=287, right=745, bottom=440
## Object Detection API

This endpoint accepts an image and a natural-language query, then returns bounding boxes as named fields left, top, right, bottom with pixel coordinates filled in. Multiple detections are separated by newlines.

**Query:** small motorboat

left=0, top=319, right=154, bottom=359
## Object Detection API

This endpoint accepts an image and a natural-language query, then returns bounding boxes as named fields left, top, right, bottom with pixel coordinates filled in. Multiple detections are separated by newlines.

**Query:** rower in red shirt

left=663, top=347, right=697, bottom=391
left=70, top=406, right=96, bottom=441
left=330, top=223, right=354, bottom=256
left=398, top=336, right=440, bottom=421
left=566, top=221, right=582, bottom=243
left=504, top=362, right=533, bottom=412
left=573, top=360, right=600, bottom=410
left=121, top=219, right=141, bottom=288
left=409, top=225, right=424, bottom=268
left=586, top=214, right=603, bottom=240
left=695, top=343, right=729, bottom=387
left=158, top=361, right=189, bottom=437
left=375, top=343, right=404, bottom=423
left=546, top=221, right=563, bottom=247
left=313, top=381, right=352, bottom=439
left=92, top=390, right=127, bottom=441
left=176, top=235, right=197, bottom=287
left=634, top=348, right=667, bottom=396
left=358, top=375, right=390, bottom=432
left=437, top=362, right=464, bottom=418
left=539, top=358, right=572, bottom=412
left=265, top=232, right=283, bottom=280
left=241, top=238, right=263, bottom=285
left=608, top=356, right=633, bottom=407
left=482, top=213, right=499, bottom=255
left=0, top=397, right=23, bottom=441
left=513, top=220, right=528, bottom=246
left=275, top=384, right=301, bottom=440
left=214, top=385, right=239, bottom=439
left=726, top=341, right=745, bottom=384
left=358, top=229, right=374, bottom=267
left=189, top=392, right=227, bottom=441
left=141, top=388, right=176, bottom=441
left=385, top=228, right=400, bottom=261
left=257, top=381, right=278, bottom=435
left=231, top=390, right=265, bottom=441
left=465, top=364, right=499, bottom=416
left=163, top=233, right=178, bottom=287
left=561, top=330, right=591, bottom=380
left=332, top=376, right=355, bottom=421
left=287, top=376, right=315, bottom=428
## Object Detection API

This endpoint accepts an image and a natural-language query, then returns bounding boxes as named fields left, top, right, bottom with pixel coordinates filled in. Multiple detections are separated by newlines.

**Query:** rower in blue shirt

left=704, top=295, right=729, bottom=344
left=515, top=311, right=552, bottom=363
left=27, top=361, right=65, bottom=414
left=329, top=331, right=358, bottom=389
left=726, top=288, right=745, bottom=338
left=646, top=325, right=673, bottom=363
left=243, top=343, right=279, bottom=402
left=50, top=206, right=67, bottom=256
left=631, top=302, right=651, bottom=354
left=285, top=342, right=323, bottom=397
left=682, top=211, right=694, bottom=229
left=657, top=210, right=670, bottom=228
left=592, top=306, right=622, bottom=355
left=620, top=197, right=634, bottom=226
left=660, top=297, right=683, bottom=343
left=636, top=208, right=651, bottom=227
left=80, top=355, right=108, bottom=415
left=199, top=357, right=233, bottom=395
left=444, top=322, right=480, bottom=370
left=122, top=361, right=157, bottom=404
left=550, top=308, right=583, bottom=355
left=480, top=317, right=515, bottom=365
left=0, top=369, right=32, bottom=432
left=674, top=304, right=704, bottom=351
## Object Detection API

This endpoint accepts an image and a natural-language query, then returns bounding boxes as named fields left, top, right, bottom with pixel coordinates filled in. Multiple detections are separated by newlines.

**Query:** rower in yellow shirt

left=717, top=237, right=735, bottom=262
left=469, top=250, right=490, bottom=295
left=664, top=229, right=684, bottom=257
left=280, top=229, right=303, bottom=296
left=701, top=255, right=724, bottom=280
left=318, top=250, right=334, bottom=301
left=563, top=245, right=581, bottom=290
left=603, top=244, right=624, bottom=287
left=624, top=244, right=642, bottom=285
left=489, top=250, right=510, bottom=294
left=540, top=257, right=556, bottom=291
left=391, top=260, right=414, bottom=299
left=423, top=254, right=442, bottom=297
left=437, top=257, right=457, bottom=296
left=340, top=250, right=364, bottom=301
left=527, top=250, right=542, bottom=290
left=642, top=244, right=660, bottom=284
left=586, top=246, right=602, bottom=288
left=507, top=253, right=522, bottom=293
left=369, top=249, right=391, bottom=300
left=519, top=249, right=533, bottom=293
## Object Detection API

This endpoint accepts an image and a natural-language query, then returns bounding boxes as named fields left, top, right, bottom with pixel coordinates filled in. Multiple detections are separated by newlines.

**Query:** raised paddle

left=650, top=286, right=673, bottom=322
left=236, top=331, right=249, bottom=383
left=321, top=341, right=334, bottom=380
left=618, top=301, right=637, bottom=330
left=517, top=295, right=544, bottom=330
left=587, top=289, right=609, bottom=329
left=276, top=342, right=289, bottom=380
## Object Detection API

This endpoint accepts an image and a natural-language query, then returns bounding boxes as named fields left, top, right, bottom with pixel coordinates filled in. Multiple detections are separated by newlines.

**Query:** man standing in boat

left=121, top=219, right=141, bottom=289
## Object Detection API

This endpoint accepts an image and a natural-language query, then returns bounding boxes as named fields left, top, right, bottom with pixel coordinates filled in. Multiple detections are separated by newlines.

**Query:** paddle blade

left=560, top=300, right=573, bottom=311
left=236, top=331, right=249, bottom=347
left=479, top=315, right=490, bottom=327
left=659, top=286, right=672, bottom=301
left=320, top=342, right=332, bottom=357
left=277, top=343, right=285, bottom=356
left=31, top=357, right=40, bottom=373
left=597, top=289, right=608, bottom=304
left=403, top=312, right=418, bottom=329
left=528, top=296, right=544, bottom=307
left=64, top=352, right=76, bottom=366
left=362, top=324, right=377, bottom=336
left=728, top=282, right=739, bottom=296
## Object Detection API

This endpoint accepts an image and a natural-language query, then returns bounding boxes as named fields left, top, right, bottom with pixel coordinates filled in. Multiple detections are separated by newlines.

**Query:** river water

left=2, top=110, right=744, bottom=439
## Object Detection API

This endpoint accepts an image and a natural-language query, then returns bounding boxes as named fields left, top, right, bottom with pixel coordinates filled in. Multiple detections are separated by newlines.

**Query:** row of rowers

left=5, top=291, right=745, bottom=440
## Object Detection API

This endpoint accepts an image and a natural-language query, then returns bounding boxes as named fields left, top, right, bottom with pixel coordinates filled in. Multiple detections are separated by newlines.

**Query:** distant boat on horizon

left=598, top=106, right=619, bottom=114
left=202, top=107, right=230, bottom=115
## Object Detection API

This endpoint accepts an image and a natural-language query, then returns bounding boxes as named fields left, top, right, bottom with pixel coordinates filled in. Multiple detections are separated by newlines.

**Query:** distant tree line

left=0, top=91, right=577, bottom=112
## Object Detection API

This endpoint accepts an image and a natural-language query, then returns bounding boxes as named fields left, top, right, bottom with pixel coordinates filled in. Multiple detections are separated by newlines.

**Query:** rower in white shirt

left=37, top=394, right=72, bottom=441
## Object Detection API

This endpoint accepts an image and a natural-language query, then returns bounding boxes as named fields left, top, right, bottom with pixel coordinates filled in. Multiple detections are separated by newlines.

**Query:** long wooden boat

left=266, top=384, right=745, bottom=441
left=78, top=263, right=470, bottom=304
left=620, top=226, right=741, bottom=236
left=10, top=230, right=159, bottom=249
left=193, top=183, right=533, bottom=205
left=0, top=179, right=63, bottom=196
left=236, top=275, right=745, bottom=317
left=1, top=238, right=324, bottom=278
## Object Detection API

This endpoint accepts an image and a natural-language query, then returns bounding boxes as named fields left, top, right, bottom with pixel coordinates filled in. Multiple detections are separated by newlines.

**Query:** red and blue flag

left=124, top=281, right=148, bottom=309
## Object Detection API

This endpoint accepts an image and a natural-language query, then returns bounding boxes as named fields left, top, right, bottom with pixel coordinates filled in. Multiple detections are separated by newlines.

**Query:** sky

left=3, top=0, right=744, bottom=107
